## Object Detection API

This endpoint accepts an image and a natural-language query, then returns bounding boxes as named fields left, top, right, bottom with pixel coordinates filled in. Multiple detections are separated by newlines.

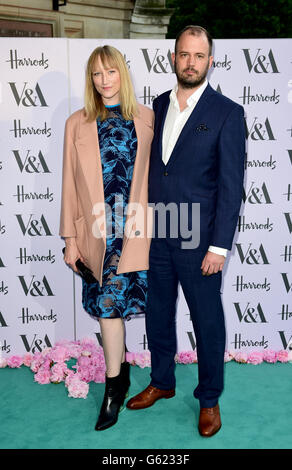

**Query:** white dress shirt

left=162, top=80, right=227, bottom=257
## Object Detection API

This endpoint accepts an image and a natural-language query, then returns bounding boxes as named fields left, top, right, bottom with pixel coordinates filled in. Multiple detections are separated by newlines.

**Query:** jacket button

left=164, top=171, right=168, bottom=176
left=135, top=230, right=140, bottom=236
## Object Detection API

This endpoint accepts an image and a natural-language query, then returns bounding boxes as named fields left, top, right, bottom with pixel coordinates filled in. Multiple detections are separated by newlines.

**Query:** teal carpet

left=1, top=361, right=291, bottom=449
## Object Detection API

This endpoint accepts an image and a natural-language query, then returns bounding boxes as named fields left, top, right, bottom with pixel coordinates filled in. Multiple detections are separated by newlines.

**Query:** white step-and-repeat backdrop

left=0, top=38, right=291, bottom=358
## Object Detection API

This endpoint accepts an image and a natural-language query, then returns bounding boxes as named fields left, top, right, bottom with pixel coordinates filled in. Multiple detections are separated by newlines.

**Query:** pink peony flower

left=234, top=352, right=248, bottom=363
left=224, top=351, right=233, bottom=362
left=22, top=353, right=33, bottom=367
left=277, top=350, right=289, bottom=363
left=7, top=355, right=23, bottom=368
left=176, top=350, right=197, bottom=364
left=288, top=350, right=292, bottom=363
left=66, top=376, right=89, bottom=399
left=34, top=368, right=51, bottom=384
left=50, top=363, right=68, bottom=383
left=126, top=352, right=136, bottom=365
left=49, top=345, right=71, bottom=363
left=247, top=351, right=263, bottom=365
left=134, top=351, right=151, bottom=368
left=263, top=350, right=277, bottom=363
left=0, top=358, right=7, bottom=368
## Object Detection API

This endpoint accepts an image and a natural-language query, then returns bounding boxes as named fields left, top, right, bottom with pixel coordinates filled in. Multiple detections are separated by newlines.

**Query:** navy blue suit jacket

left=148, top=84, right=246, bottom=252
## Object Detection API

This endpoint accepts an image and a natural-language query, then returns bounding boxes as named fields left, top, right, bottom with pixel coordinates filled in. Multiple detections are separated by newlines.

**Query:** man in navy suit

left=127, top=25, right=245, bottom=437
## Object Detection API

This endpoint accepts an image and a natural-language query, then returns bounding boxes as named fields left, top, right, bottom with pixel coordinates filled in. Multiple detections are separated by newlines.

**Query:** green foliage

left=166, top=0, right=292, bottom=38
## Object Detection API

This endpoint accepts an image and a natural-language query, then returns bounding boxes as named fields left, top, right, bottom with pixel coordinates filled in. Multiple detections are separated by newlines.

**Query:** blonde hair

left=84, top=45, right=138, bottom=122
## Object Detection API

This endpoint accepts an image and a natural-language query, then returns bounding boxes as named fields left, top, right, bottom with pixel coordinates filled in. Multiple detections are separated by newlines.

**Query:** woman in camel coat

left=60, top=45, right=154, bottom=430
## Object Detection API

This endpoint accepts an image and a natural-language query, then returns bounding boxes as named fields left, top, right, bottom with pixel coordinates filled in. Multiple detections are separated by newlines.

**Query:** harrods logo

left=0, top=281, right=8, bottom=295
left=239, top=86, right=280, bottom=105
left=237, top=215, right=273, bottom=232
left=139, top=334, right=148, bottom=350
left=284, top=184, right=292, bottom=202
left=6, top=49, right=49, bottom=69
left=9, top=82, right=48, bottom=107
left=212, top=54, right=231, bottom=70
left=235, top=243, right=270, bottom=265
left=242, top=182, right=272, bottom=204
left=20, top=333, right=52, bottom=353
left=242, top=48, right=279, bottom=73
left=16, top=214, right=52, bottom=236
left=231, top=333, right=268, bottom=349
left=14, top=185, right=54, bottom=203
left=245, top=154, right=276, bottom=170
left=17, top=247, right=56, bottom=265
left=12, top=150, right=50, bottom=174
left=245, top=117, right=275, bottom=140
left=18, top=275, right=54, bottom=296
left=141, top=48, right=174, bottom=73
left=138, top=86, right=159, bottom=105
left=232, top=275, right=271, bottom=292
left=18, top=307, right=57, bottom=324
left=10, top=120, right=51, bottom=138
left=278, top=305, right=292, bottom=321
left=0, top=340, right=11, bottom=354
left=233, top=302, right=268, bottom=323
left=281, top=246, right=292, bottom=263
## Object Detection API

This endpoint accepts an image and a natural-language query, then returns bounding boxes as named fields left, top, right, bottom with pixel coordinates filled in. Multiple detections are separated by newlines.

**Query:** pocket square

left=196, top=124, right=209, bottom=131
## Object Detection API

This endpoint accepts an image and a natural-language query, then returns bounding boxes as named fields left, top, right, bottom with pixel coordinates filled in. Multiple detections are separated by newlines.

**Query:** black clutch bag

left=62, top=247, right=97, bottom=284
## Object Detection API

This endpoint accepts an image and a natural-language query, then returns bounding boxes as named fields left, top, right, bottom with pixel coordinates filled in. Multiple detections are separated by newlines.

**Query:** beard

left=174, top=60, right=210, bottom=89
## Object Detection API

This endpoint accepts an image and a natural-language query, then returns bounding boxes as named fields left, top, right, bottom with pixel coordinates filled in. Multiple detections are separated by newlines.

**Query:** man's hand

left=201, top=251, right=225, bottom=276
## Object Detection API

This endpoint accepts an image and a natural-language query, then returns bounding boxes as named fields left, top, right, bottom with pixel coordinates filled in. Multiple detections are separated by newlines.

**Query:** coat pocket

left=74, top=216, right=89, bottom=262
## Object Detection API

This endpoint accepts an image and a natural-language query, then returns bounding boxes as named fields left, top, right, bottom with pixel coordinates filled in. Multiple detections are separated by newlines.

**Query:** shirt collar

left=169, top=79, right=208, bottom=110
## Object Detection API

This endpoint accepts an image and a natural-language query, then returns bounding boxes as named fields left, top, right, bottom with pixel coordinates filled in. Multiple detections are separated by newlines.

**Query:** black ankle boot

left=120, top=361, right=130, bottom=399
left=95, top=374, right=124, bottom=431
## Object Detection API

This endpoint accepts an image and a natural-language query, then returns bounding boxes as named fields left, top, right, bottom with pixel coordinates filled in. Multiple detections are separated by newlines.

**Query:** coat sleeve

left=59, top=116, right=79, bottom=238
left=210, top=104, right=246, bottom=250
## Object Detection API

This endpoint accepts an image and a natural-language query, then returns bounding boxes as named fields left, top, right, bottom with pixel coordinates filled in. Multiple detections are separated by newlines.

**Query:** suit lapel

left=157, top=93, right=171, bottom=165
left=165, top=84, right=215, bottom=169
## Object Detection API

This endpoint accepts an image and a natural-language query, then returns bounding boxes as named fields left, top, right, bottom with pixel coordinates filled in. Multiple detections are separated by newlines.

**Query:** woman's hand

left=63, top=238, right=84, bottom=273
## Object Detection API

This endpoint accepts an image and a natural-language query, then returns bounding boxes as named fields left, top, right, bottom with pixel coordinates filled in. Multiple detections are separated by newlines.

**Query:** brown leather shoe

left=198, top=404, right=222, bottom=437
left=126, top=384, right=175, bottom=410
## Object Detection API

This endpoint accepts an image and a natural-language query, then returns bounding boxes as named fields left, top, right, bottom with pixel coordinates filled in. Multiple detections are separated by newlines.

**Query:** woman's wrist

left=65, top=237, right=77, bottom=247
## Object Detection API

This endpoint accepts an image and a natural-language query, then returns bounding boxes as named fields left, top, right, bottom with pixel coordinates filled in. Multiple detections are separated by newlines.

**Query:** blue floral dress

left=82, top=105, right=147, bottom=319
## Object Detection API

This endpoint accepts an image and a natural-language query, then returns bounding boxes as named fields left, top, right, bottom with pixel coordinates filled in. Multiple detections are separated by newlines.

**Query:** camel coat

left=59, top=104, right=154, bottom=285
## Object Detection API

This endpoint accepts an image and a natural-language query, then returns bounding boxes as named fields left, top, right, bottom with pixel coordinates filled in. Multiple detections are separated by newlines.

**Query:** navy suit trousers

left=146, top=239, right=226, bottom=408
